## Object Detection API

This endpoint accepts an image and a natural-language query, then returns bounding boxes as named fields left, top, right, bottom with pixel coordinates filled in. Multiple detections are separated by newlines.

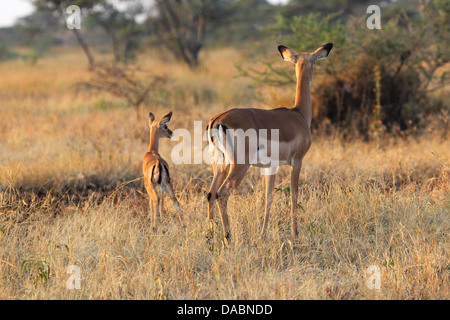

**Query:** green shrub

left=0, top=44, right=20, bottom=61
left=239, top=1, right=449, bottom=138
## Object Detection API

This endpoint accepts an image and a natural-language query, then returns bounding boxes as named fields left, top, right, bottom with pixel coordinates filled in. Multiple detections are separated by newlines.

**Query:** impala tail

left=147, top=160, right=171, bottom=185
left=150, top=159, right=162, bottom=184
left=206, top=121, right=234, bottom=165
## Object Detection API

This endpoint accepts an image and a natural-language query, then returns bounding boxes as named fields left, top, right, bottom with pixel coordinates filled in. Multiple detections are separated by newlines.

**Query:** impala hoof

left=224, top=232, right=231, bottom=243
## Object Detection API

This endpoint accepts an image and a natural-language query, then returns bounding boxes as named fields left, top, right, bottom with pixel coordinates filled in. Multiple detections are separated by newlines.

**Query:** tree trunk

left=72, top=28, right=95, bottom=68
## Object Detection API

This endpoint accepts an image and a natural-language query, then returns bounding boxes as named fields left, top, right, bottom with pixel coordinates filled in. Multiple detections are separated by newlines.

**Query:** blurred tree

left=87, top=1, right=145, bottom=63
left=11, top=9, right=61, bottom=64
left=33, top=0, right=101, bottom=67
left=0, top=44, right=21, bottom=62
left=282, top=0, right=376, bottom=17
left=33, top=0, right=146, bottom=66
left=16, top=10, right=61, bottom=53
left=210, top=0, right=281, bottom=45
left=148, top=0, right=234, bottom=69
left=75, top=64, right=168, bottom=117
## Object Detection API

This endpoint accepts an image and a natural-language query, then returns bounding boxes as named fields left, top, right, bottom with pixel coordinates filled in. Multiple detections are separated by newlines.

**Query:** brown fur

left=143, top=111, right=184, bottom=227
left=206, top=43, right=333, bottom=240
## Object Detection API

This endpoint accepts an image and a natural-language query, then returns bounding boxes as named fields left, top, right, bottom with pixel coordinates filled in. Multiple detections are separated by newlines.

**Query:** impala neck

left=293, top=62, right=313, bottom=128
left=148, top=128, right=159, bottom=153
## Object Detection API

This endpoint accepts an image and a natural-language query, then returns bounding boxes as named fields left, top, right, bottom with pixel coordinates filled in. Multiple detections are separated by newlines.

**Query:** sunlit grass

left=0, top=47, right=448, bottom=299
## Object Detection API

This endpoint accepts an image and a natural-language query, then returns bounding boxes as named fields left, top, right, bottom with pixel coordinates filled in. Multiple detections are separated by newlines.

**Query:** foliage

left=239, top=1, right=449, bottom=138
left=281, top=0, right=376, bottom=17
left=32, top=0, right=145, bottom=65
left=86, top=1, right=146, bottom=63
left=16, top=9, right=61, bottom=55
left=210, top=0, right=282, bottom=45
left=32, top=0, right=106, bottom=67
left=0, top=44, right=21, bottom=62
left=149, top=0, right=234, bottom=69
left=0, top=44, right=40, bottom=65
left=74, top=63, right=168, bottom=115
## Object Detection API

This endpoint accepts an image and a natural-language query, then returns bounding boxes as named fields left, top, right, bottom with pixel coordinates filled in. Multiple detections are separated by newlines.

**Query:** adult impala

left=206, top=43, right=333, bottom=240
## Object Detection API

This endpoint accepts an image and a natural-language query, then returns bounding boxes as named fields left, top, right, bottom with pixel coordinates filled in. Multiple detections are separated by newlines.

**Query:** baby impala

left=143, top=111, right=183, bottom=227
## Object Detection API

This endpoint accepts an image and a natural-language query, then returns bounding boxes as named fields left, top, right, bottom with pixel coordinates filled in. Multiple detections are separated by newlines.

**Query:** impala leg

left=290, top=160, right=302, bottom=239
left=148, top=198, right=154, bottom=221
left=158, top=188, right=164, bottom=219
left=207, top=163, right=229, bottom=220
left=216, top=163, right=250, bottom=240
left=152, top=194, right=160, bottom=228
left=261, top=167, right=277, bottom=237
left=146, top=185, right=159, bottom=228
left=165, top=183, right=184, bottom=226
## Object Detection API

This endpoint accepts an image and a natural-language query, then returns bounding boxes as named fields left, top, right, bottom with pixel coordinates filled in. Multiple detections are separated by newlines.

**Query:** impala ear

left=160, top=111, right=172, bottom=124
left=149, top=112, right=155, bottom=125
left=310, top=43, right=333, bottom=62
left=278, top=45, right=298, bottom=64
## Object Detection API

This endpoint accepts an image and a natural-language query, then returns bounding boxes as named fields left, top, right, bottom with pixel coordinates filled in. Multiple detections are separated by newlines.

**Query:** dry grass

left=0, top=47, right=448, bottom=299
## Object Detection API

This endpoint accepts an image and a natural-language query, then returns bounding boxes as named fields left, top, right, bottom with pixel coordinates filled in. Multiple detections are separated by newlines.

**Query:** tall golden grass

left=0, top=47, right=448, bottom=299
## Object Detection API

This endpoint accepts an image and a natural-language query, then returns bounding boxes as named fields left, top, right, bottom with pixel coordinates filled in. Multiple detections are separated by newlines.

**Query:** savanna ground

left=0, top=47, right=448, bottom=299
